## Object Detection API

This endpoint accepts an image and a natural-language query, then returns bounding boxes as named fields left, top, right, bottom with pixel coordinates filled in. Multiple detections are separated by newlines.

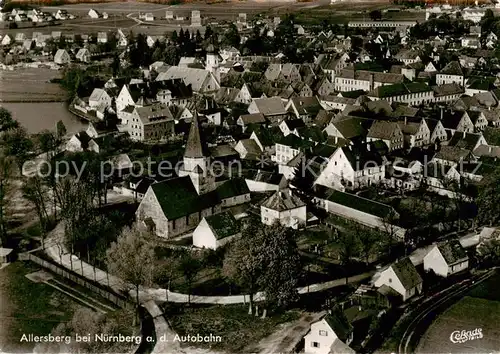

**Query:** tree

left=56, top=120, right=67, bottom=140
left=0, top=107, right=19, bottom=132
left=111, top=53, right=120, bottom=77
left=337, top=231, right=360, bottom=285
left=177, top=252, right=201, bottom=304
left=0, top=154, right=12, bottom=247
left=477, top=238, right=500, bottom=267
left=223, top=221, right=264, bottom=313
left=224, top=23, right=241, bottom=48
left=257, top=223, right=302, bottom=311
left=476, top=168, right=500, bottom=227
left=381, top=209, right=401, bottom=254
left=369, top=10, right=382, bottom=21
left=23, top=177, right=50, bottom=248
left=38, top=130, right=57, bottom=159
left=355, top=225, right=381, bottom=265
left=106, top=224, right=155, bottom=317
left=3, top=126, right=34, bottom=172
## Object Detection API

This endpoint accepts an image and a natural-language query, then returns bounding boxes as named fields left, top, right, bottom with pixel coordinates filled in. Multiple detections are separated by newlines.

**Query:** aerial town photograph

left=1, top=0, right=500, bottom=352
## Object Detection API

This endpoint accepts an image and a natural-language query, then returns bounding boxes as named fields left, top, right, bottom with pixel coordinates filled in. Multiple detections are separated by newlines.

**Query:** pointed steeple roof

left=184, top=111, right=207, bottom=158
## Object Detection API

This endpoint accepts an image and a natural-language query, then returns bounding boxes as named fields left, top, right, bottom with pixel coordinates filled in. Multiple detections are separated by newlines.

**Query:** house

left=397, top=118, right=430, bottom=149
left=156, top=66, right=220, bottom=93
left=373, top=257, right=423, bottom=302
left=368, top=82, right=434, bottom=106
left=304, top=311, right=355, bottom=354
left=317, top=53, right=351, bottom=82
left=436, top=61, right=465, bottom=86
left=448, top=131, right=487, bottom=152
left=216, top=177, right=251, bottom=207
left=367, top=121, right=404, bottom=151
left=192, top=212, right=240, bottom=250
left=334, top=69, right=404, bottom=92
left=315, top=144, right=385, bottom=190
left=234, top=139, right=263, bottom=160
left=423, top=240, right=469, bottom=278
left=53, top=49, right=71, bottom=65
left=394, top=49, right=421, bottom=65
left=323, top=116, right=367, bottom=145
left=424, top=162, right=461, bottom=191
left=433, top=83, right=464, bottom=103
left=237, top=113, right=266, bottom=131
left=127, top=103, right=175, bottom=141
left=279, top=119, right=306, bottom=137
left=88, top=9, right=100, bottom=19
left=264, top=63, right=301, bottom=83
left=441, top=111, right=475, bottom=134
left=75, top=48, right=91, bottom=63
left=1, top=35, right=12, bottom=46
left=248, top=97, right=288, bottom=124
left=235, top=83, right=256, bottom=104
left=88, top=88, right=112, bottom=110
left=426, top=119, right=448, bottom=144
left=313, top=189, right=403, bottom=235
left=261, top=187, right=307, bottom=229
left=286, top=97, right=323, bottom=123
left=274, top=134, right=314, bottom=165
left=97, top=32, right=108, bottom=43
left=464, top=110, right=487, bottom=132
left=319, top=96, right=355, bottom=111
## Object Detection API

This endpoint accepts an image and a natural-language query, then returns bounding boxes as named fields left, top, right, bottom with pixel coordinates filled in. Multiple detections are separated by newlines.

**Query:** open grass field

left=418, top=272, right=500, bottom=353
left=0, top=262, right=80, bottom=353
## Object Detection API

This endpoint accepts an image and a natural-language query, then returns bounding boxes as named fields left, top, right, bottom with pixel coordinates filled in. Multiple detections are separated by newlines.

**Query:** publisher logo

left=450, top=328, right=483, bottom=344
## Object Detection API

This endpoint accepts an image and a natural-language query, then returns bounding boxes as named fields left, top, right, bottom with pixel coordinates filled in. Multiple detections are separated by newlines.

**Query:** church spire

left=184, top=110, right=205, bottom=159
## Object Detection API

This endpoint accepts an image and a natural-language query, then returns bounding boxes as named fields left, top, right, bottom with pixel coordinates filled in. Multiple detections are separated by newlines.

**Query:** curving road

left=398, top=270, right=496, bottom=354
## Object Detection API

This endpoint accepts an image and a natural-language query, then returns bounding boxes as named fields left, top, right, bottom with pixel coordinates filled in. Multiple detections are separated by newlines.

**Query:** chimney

left=440, top=107, right=444, bottom=120
left=463, top=131, right=466, bottom=138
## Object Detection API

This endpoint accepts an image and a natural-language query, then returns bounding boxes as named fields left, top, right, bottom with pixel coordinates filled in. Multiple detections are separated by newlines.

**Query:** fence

left=19, top=251, right=134, bottom=310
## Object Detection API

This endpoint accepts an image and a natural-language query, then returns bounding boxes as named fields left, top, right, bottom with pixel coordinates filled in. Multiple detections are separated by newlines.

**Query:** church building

left=136, top=111, right=250, bottom=238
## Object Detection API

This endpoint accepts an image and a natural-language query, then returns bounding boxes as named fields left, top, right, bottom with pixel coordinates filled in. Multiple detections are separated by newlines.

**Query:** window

left=311, top=342, right=320, bottom=348
left=319, top=330, right=328, bottom=336
left=388, top=278, right=392, bottom=283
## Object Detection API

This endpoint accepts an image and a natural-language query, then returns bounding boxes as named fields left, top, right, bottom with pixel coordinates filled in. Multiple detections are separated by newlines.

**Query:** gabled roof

left=368, top=82, right=432, bottom=98
left=239, top=113, right=266, bottom=125
left=432, top=83, right=464, bottom=97
left=323, top=309, right=353, bottom=344
left=437, top=240, right=468, bottom=265
left=331, top=117, right=367, bottom=139
left=216, top=177, right=250, bottom=200
left=262, top=188, right=305, bottom=211
left=251, top=97, right=287, bottom=116
left=135, top=104, right=174, bottom=125
left=439, top=61, right=464, bottom=76
left=325, top=189, right=394, bottom=218
left=203, top=211, right=240, bottom=240
left=367, top=121, right=402, bottom=140
left=448, top=131, right=483, bottom=151
left=237, top=139, right=262, bottom=157
left=150, top=176, right=219, bottom=220
left=391, top=258, right=422, bottom=290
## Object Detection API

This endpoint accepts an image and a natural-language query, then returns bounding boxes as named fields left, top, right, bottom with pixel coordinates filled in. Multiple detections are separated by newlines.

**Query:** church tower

left=205, top=43, right=221, bottom=84
left=179, top=111, right=215, bottom=195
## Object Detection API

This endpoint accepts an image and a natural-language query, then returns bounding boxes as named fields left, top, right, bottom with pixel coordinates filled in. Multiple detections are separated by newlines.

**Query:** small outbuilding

left=192, top=211, right=240, bottom=250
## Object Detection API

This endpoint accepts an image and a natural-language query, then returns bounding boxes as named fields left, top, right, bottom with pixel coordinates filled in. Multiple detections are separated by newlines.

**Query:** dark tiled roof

left=448, top=131, right=483, bottom=151
left=439, top=61, right=464, bottom=76
left=326, top=189, right=393, bottom=218
left=262, top=188, right=305, bottom=211
left=391, top=257, right=422, bottom=290
left=204, top=211, right=240, bottom=240
left=216, top=177, right=250, bottom=200
left=437, top=240, right=468, bottom=265
left=324, top=309, right=353, bottom=344
left=150, top=177, right=219, bottom=220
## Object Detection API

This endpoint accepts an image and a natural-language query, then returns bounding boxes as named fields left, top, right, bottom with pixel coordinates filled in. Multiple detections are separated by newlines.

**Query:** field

left=0, top=68, right=67, bottom=102
left=418, top=272, right=500, bottom=353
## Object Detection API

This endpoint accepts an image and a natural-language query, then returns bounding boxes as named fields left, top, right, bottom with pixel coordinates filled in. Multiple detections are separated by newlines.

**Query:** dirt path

left=246, top=311, right=325, bottom=354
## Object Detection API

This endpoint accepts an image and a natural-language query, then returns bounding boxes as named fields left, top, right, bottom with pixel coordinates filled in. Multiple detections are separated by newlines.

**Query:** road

left=397, top=270, right=496, bottom=354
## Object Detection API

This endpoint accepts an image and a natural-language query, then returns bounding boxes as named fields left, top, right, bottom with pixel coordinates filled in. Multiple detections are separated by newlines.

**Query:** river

left=1, top=102, right=87, bottom=135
